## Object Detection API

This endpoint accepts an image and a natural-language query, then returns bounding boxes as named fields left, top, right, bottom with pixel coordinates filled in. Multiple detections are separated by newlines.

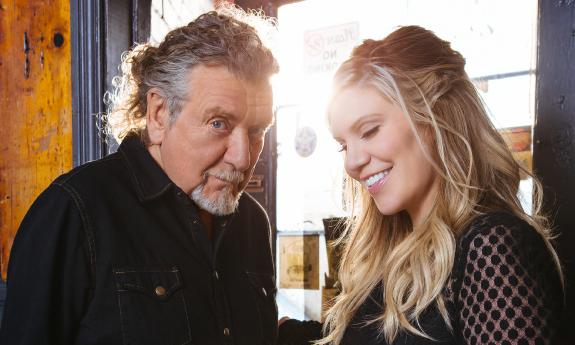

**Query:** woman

left=278, top=26, right=563, bottom=345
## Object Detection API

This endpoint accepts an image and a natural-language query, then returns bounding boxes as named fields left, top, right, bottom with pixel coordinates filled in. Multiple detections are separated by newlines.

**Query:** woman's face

left=329, top=85, right=439, bottom=226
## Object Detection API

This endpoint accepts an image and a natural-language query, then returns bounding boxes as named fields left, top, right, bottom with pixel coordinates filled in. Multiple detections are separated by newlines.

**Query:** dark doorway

left=71, top=0, right=152, bottom=165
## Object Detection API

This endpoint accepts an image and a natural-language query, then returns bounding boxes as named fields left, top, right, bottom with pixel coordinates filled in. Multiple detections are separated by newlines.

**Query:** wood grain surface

left=0, top=0, right=72, bottom=280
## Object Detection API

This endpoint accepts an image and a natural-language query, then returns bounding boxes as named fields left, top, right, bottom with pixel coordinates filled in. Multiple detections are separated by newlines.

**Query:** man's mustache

left=203, top=170, right=245, bottom=184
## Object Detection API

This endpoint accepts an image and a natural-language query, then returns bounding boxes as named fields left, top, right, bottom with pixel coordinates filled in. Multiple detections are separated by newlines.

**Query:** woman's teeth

left=365, top=169, right=390, bottom=187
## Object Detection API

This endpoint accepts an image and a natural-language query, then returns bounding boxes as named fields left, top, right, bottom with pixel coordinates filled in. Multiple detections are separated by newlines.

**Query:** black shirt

left=0, top=135, right=278, bottom=345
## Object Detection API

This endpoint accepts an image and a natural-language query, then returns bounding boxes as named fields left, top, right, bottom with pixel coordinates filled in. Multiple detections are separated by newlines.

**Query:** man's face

left=146, top=65, right=273, bottom=215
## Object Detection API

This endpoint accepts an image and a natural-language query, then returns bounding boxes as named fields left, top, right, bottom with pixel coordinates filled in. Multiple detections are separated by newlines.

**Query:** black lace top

left=278, top=212, right=564, bottom=345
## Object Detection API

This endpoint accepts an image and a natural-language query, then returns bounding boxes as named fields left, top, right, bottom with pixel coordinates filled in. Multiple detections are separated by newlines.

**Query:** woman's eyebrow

left=349, top=113, right=384, bottom=131
left=332, top=113, right=383, bottom=142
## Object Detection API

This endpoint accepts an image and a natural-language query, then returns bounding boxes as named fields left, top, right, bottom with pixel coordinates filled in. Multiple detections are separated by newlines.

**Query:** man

left=0, top=7, right=279, bottom=345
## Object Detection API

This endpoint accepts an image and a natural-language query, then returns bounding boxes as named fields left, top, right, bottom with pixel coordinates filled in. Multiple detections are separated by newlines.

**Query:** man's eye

left=337, top=144, right=347, bottom=152
left=210, top=120, right=228, bottom=130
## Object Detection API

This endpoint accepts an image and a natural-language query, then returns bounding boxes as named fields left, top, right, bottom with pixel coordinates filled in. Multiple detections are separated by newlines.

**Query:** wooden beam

left=0, top=0, right=72, bottom=280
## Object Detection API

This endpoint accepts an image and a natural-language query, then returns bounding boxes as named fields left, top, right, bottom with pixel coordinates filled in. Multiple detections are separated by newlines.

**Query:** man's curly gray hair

left=105, top=5, right=279, bottom=144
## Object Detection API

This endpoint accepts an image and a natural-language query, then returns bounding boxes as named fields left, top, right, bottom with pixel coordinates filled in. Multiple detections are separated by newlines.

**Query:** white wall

left=150, top=0, right=215, bottom=44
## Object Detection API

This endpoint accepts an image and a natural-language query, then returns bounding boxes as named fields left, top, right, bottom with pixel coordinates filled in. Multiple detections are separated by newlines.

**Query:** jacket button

left=262, top=287, right=267, bottom=297
left=223, top=327, right=230, bottom=336
left=155, top=286, right=166, bottom=297
left=213, top=271, right=219, bottom=280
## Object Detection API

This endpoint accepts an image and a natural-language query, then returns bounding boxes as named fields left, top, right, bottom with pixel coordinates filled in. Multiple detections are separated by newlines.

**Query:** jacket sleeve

left=0, top=183, right=93, bottom=345
left=278, top=319, right=323, bottom=345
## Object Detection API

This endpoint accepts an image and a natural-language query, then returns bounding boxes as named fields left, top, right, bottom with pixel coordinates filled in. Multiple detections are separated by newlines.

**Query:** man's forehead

left=246, top=84, right=273, bottom=103
left=188, top=64, right=271, bottom=87
left=186, top=66, right=269, bottom=95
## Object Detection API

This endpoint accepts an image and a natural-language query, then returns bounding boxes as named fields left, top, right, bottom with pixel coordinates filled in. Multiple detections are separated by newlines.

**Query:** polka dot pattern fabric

left=450, top=212, right=562, bottom=345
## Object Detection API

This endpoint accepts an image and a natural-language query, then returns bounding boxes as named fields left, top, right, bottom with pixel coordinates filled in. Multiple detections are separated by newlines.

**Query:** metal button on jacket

left=155, top=286, right=166, bottom=297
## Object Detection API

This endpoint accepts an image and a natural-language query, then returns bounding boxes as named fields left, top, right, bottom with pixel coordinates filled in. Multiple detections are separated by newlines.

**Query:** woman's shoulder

left=448, top=212, right=564, bottom=344
left=457, top=211, right=531, bottom=241
left=453, top=211, right=555, bottom=275
left=454, top=211, right=550, bottom=258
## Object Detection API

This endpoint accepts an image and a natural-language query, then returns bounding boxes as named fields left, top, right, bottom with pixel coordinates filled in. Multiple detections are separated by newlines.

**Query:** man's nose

left=225, top=130, right=251, bottom=172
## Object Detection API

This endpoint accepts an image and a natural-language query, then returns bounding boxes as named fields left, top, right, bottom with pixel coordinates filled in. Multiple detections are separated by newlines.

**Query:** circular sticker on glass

left=295, top=126, right=317, bottom=157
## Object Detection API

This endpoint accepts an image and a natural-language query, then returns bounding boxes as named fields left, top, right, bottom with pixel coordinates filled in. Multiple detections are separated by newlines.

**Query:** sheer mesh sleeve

left=453, top=213, right=562, bottom=345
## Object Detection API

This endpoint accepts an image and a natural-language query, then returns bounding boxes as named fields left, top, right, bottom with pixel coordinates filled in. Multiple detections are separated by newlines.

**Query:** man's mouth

left=205, top=170, right=244, bottom=186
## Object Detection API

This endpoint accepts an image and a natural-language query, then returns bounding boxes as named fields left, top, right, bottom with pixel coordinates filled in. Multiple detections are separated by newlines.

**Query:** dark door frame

left=534, top=1, right=575, bottom=343
left=70, top=0, right=106, bottom=165
left=70, top=0, right=151, bottom=166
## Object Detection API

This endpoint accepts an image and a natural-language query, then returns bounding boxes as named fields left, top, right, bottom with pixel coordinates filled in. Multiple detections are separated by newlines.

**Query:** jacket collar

left=118, top=134, right=174, bottom=202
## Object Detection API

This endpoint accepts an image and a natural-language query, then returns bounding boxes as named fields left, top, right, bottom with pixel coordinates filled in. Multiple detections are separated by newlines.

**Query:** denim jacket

left=0, top=135, right=277, bottom=345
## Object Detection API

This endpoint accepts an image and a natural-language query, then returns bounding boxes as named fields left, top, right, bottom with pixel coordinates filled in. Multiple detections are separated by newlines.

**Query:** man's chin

left=191, top=188, right=242, bottom=216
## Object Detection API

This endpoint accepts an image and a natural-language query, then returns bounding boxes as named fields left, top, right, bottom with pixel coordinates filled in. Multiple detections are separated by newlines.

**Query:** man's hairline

left=167, top=63, right=275, bottom=121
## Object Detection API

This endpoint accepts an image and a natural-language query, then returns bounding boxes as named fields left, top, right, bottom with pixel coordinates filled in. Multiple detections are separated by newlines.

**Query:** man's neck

left=199, top=209, right=214, bottom=240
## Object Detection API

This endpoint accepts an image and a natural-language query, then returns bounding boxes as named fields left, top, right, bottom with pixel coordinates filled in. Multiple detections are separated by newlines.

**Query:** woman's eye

left=337, top=144, right=347, bottom=152
left=361, top=126, right=380, bottom=139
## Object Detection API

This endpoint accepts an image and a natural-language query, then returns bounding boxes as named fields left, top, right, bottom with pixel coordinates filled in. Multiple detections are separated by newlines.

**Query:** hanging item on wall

left=294, top=126, right=317, bottom=158
left=279, top=234, right=320, bottom=289
left=499, top=125, right=532, bottom=179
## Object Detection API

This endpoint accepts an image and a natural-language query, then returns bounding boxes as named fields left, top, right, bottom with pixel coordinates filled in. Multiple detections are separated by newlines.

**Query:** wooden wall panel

left=0, top=0, right=72, bottom=280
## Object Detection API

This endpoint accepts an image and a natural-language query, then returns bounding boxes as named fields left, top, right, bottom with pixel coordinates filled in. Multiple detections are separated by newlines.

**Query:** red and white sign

left=303, top=22, right=360, bottom=75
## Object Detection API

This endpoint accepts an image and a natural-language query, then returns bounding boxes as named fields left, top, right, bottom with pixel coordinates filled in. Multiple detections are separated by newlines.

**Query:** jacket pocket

left=246, top=271, right=278, bottom=345
left=114, top=267, right=191, bottom=345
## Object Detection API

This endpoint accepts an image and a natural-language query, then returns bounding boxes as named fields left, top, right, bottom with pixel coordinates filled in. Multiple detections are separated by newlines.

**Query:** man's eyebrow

left=204, top=106, right=237, bottom=119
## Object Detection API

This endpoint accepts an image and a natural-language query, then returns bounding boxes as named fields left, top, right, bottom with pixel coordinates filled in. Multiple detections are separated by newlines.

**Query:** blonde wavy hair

left=319, top=26, right=563, bottom=344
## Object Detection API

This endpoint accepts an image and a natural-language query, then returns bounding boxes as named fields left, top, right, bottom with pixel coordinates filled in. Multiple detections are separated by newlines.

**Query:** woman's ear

left=145, top=89, right=169, bottom=145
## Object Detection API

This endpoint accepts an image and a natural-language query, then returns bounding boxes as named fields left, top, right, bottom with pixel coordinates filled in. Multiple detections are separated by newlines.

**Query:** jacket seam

left=53, top=181, right=98, bottom=287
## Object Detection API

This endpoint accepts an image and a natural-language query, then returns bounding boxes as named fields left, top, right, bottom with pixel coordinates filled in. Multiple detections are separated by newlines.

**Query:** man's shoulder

left=53, top=152, right=127, bottom=191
